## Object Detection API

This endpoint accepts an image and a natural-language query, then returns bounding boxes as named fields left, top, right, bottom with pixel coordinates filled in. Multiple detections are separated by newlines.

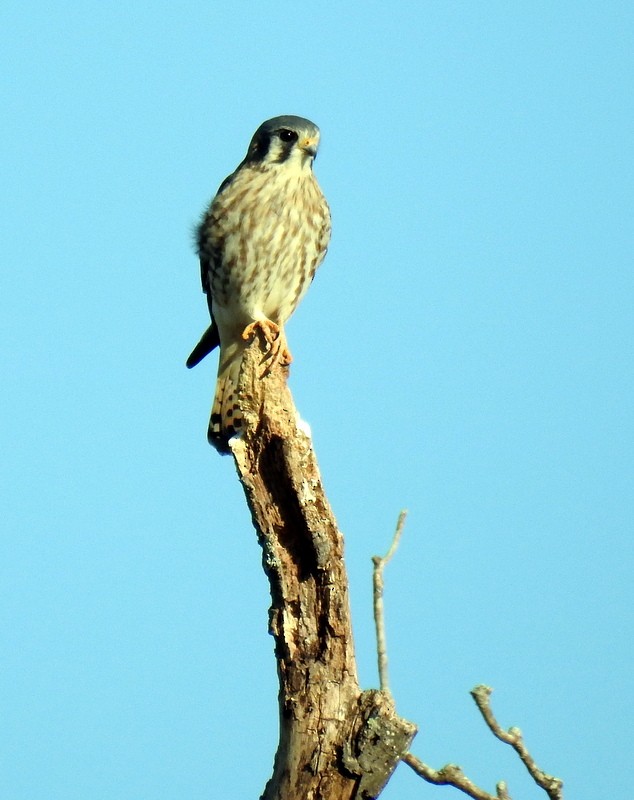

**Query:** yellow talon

left=242, top=320, right=292, bottom=374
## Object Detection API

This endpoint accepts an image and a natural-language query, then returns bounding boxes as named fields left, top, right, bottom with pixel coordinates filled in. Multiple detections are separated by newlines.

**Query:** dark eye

left=279, top=129, right=298, bottom=143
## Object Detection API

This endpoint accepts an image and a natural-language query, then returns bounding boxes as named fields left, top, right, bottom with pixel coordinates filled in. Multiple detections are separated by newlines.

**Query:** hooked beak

left=299, top=135, right=319, bottom=158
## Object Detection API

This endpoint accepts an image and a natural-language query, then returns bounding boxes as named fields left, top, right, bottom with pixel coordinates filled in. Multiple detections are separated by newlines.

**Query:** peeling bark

left=228, top=335, right=416, bottom=799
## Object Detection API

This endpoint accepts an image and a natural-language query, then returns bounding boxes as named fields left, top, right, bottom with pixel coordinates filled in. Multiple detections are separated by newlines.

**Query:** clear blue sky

left=1, top=2, right=632, bottom=798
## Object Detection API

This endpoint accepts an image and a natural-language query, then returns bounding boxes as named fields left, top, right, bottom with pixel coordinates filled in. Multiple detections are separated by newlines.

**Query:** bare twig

left=471, top=686, right=564, bottom=800
left=404, top=685, right=563, bottom=800
left=403, top=752, right=510, bottom=800
left=372, top=510, right=408, bottom=693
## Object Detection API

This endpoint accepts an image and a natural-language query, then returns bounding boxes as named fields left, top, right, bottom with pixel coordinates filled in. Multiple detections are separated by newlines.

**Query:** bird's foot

left=242, top=320, right=292, bottom=375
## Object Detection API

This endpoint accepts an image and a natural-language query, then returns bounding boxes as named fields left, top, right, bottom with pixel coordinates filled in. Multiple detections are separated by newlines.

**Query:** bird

left=187, top=115, right=331, bottom=454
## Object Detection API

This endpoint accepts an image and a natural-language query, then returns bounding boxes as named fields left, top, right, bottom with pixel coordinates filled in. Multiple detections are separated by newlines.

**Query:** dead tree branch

left=229, top=334, right=416, bottom=799
left=372, top=510, right=408, bottom=694
left=220, top=332, right=562, bottom=799
left=403, top=752, right=511, bottom=800
left=368, top=518, right=563, bottom=800
left=471, top=686, right=564, bottom=800
left=402, top=686, right=564, bottom=799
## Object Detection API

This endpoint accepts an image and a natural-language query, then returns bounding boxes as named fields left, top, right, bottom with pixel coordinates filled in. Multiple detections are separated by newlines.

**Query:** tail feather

left=186, top=322, right=220, bottom=369
left=208, top=346, right=244, bottom=454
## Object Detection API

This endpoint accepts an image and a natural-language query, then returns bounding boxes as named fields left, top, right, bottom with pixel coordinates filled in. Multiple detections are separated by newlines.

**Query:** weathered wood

left=228, top=334, right=416, bottom=799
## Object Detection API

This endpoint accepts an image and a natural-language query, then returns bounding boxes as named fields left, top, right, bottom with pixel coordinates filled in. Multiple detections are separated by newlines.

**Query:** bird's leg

left=242, top=320, right=293, bottom=375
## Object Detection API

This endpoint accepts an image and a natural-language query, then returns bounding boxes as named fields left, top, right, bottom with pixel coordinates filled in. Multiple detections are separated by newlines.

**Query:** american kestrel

left=187, top=115, right=331, bottom=453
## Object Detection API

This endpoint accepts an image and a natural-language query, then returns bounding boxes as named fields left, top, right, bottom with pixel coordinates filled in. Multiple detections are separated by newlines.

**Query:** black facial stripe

left=245, top=126, right=308, bottom=165
left=275, top=140, right=295, bottom=163
left=247, top=130, right=272, bottom=163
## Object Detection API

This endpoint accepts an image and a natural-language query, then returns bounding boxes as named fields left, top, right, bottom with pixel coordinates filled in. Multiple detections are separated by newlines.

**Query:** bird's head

left=245, top=115, right=321, bottom=171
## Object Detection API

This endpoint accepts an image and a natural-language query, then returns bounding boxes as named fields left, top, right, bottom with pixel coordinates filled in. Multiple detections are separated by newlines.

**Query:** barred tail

left=208, top=344, right=244, bottom=454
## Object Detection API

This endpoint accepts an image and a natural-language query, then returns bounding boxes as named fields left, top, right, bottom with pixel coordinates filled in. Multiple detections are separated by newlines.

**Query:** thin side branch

left=471, top=686, right=564, bottom=800
left=403, top=753, right=510, bottom=800
left=404, top=685, right=563, bottom=800
left=372, top=510, right=408, bottom=693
